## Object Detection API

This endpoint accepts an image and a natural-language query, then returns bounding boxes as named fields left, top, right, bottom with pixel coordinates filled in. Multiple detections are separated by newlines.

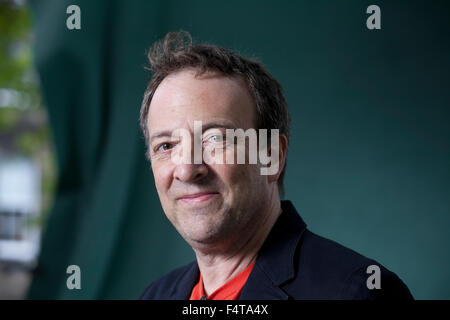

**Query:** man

left=139, top=31, right=413, bottom=300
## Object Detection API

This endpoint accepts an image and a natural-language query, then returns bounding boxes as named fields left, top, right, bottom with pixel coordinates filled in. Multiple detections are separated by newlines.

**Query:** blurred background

left=0, top=0, right=449, bottom=299
left=0, top=0, right=55, bottom=299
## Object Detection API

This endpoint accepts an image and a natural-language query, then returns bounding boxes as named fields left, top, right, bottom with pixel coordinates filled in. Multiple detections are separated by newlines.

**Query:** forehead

left=148, top=69, right=256, bottom=138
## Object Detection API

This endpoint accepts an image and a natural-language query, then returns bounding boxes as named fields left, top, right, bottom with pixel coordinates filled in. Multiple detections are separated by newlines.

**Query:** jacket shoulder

left=139, top=261, right=197, bottom=300
left=286, top=229, right=413, bottom=299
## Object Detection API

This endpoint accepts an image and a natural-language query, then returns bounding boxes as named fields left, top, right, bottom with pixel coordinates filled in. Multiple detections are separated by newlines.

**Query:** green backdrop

left=27, top=0, right=450, bottom=299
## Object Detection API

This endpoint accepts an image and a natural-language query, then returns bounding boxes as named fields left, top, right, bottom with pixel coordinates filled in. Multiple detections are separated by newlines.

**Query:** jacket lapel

left=169, top=262, right=200, bottom=300
left=240, top=200, right=307, bottom=300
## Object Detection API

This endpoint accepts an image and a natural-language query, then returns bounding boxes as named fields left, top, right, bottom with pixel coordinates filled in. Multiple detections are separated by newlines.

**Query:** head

left=140, top=31, right=290, bottom=247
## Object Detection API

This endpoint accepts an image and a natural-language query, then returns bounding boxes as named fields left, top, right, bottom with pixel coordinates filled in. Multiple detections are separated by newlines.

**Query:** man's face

left=147, top=69, right=272, bottom=246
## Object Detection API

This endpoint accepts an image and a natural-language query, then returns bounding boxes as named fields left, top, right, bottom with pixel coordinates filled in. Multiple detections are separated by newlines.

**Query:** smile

left=178, top=192, right=219, bottom=204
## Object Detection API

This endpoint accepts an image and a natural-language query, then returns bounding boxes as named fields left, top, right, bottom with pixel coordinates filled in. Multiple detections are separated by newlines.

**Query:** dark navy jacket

left=140, top=200, right=413, bottom=300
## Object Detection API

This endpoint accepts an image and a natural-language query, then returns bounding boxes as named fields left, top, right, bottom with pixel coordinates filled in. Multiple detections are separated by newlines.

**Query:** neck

left=193, top=192, right=282, bottom=296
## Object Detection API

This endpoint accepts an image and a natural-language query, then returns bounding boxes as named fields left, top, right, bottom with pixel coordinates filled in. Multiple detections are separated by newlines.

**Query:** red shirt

left=189, top=262, right=255, bottom=300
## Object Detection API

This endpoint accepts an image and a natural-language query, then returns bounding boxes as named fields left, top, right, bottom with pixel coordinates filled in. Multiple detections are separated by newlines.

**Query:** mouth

left=178, top=192, right=219, bottom=204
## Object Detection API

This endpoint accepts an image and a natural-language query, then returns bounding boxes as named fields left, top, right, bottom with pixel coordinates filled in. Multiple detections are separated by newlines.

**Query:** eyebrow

left=149, top=120, right=238, bottom=143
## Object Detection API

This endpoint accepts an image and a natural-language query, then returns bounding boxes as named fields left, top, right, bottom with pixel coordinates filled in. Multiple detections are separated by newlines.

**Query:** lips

left=178, top=192, right=219, bottom=203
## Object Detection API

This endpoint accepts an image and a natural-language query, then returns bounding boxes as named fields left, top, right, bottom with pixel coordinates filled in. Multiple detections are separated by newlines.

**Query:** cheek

left=151, top=162, right=173, bottom=196
left=219, top=141, right=264, bottom=188
left=216, top=162, right=260, bottom=193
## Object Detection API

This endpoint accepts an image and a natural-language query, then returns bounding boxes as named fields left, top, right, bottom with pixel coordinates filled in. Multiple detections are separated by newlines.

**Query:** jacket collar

left=170, top=262, right=199, bottom=300
left=169, top=200, right=307, bottom=300
left=240, top=200, right=307, bottom=299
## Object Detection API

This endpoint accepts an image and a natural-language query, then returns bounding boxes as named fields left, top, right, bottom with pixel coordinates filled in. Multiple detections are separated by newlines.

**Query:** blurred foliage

left=16, top=126, right=49, bottom=156
left=0, top=0, right=56, bottom=230
left=0, top=107, right=20, bottom=130
left=0, top=0, right=42, bottom=109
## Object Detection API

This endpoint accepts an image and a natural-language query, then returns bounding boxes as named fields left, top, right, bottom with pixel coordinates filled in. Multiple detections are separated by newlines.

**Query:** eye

left=206, top=134, right=224, bottom=143
left=156, top=143, right=172, bottom=152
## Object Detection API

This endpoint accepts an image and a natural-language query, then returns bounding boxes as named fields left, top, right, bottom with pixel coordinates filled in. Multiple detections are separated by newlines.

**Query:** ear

left=267, top=133, right=288, bottom=184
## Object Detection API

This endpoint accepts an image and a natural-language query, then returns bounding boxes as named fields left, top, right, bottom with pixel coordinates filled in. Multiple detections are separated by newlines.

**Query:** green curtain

left=28, top=0, right=450, bottom=299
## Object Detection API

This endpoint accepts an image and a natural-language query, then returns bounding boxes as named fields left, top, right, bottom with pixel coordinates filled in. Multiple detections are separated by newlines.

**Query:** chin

left=182, top=223, right=228, bottom=245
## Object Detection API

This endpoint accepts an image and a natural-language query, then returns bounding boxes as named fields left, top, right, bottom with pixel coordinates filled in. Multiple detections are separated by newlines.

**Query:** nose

left=173, top=163, right=208, bottom=183
left=172, top=130, right=208, bottom=182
